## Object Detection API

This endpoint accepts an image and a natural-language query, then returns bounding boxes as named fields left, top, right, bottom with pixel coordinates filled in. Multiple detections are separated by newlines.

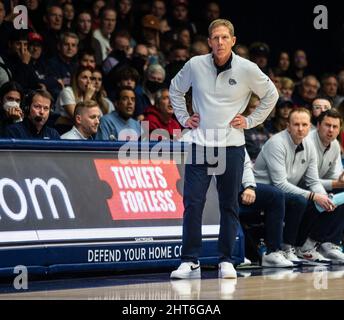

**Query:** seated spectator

left=93, top=6, right=117, bottom=62
left=55, top=66, right=96, bottom=134
left=233, top=44, right=249, bottom=60
left=273, top=51, right=290, bottom=77
left=28, top=32, right=64, bottom=101
left=289, top=49, right=310, bottom=84
left=62, top=2, right=75, bottom=32
left=105, top=65, right=139, bottom=102
left=4, top=89, right=59, bottom=139
left=190, top=37, right=210, bottom=57
left=75, top=10, right=102, bottom=65
left=135, top=63, right=166, bottom=120
left=265, top=98, right=293, bottom=135
left=243, top=94, right=271, bottom=160
left=46, top=32, right=79, bottom=89
left=280, top=77, right=295, bottom=100
left=4, top=30, right=42, bottom=92
left=249, top=42, right=271, bottom=75
left=41, top=5, right=64, bottom=59
left=102, top=30, right=132, bottom=75
left=91, top=67, right=114, bottom=113
left=292, top=75, right=320, bottom=110
left=143, top=87, right=182, bottom=140
left=320, top=73, right=344, bottom=108
left=61, top=100, right=101, bottom=140
left=130, top=43, right=149, bottom=81
left=78, top=49, right=97, bottom=70
left=96, top=86, right=141, bottom=141
left=0, top=81, right=24, bottom=136
left=310, top=97, right=332, bottom=128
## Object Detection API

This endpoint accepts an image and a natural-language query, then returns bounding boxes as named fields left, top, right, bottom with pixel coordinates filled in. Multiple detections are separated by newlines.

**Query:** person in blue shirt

left=4, top=89, right=60, bottom=139
left=96, top=86, right=141, bottom=141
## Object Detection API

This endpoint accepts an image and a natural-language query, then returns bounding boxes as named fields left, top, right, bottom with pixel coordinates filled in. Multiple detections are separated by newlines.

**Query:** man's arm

left=169, top=61, right=193, bottom=128
left=241, top=149, right=257, bottom=205
left=245, top=64, right=279, bottom=129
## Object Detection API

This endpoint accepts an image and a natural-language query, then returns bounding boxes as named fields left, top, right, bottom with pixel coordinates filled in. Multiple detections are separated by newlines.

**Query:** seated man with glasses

left=4, top=89, right=60, bottom=139
left=311, top=97, right=332, bottom=129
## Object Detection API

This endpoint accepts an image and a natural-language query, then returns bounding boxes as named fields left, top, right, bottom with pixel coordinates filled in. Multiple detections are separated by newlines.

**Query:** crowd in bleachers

left=1, top=0, right=344, bottom=267
left=0, top=0, right=343, bottom=143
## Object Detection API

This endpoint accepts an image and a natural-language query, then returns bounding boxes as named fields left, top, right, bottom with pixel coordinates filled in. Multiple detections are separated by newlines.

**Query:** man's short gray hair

left=208, top=19, right=235, bottom=38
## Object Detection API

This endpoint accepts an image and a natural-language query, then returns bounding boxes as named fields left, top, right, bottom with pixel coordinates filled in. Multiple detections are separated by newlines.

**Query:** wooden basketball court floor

left=0, top=265, right=343, bottom=300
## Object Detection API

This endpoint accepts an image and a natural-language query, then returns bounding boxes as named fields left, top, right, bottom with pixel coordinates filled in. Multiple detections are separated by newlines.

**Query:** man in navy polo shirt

left=4, top=89, right=60, bottom=139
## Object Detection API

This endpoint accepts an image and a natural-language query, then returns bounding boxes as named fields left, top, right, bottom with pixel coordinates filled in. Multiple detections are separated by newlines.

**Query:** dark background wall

left=191, top=0, right=344, bottom=76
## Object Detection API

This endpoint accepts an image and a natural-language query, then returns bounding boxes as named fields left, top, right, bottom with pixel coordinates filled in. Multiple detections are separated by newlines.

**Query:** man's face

left=322, top=77, right=338, bottom=98
left=114, top=36, right=131, bottom=57
left=101, top=10, right=117, bottom=36
left=208, top=25, right=236, bottom=64
left=301, top=78, right=319, bottom=102
left=11, top=40, right=28, bottom=56
left=152, top=0, right=166, bottom=18
left=29, top=94, right=51, bottom=126
left=26, top=0, right=39, bottom=10
left=312, top=98, right=331, bottom=117
left=47, top=6, right=63, bottom=31
left=116, top=89, right=135, bottom=119
left=317, top=115, right=341, bottom=146
left=76, top=106, right=101, bottom=137
left=29, top=42, right=43, bottom=60
left=287, top=111, right=311, bottom=143
left=80, top=54, right=96, bottom=70
left=60, top=36, right=78, bottom=59
left=157, top=89, right=173, bottom=115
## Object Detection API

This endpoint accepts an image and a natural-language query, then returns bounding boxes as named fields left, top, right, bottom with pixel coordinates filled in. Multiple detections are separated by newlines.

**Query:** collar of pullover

left=213, top=53, right=233, bottom=75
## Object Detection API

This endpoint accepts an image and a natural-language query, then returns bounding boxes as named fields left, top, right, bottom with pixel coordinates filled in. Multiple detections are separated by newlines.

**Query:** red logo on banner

left=94, top=160, right=184, bottom=220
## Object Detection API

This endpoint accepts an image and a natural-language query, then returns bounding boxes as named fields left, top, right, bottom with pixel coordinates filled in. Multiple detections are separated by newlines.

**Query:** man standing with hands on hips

left=169, top=19, right=279, bottom=279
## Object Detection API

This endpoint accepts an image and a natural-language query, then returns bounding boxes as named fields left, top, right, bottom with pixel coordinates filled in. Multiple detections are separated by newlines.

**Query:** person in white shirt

left=254, top=107, right=335, bottom=263
left=169, top=19, right=278, bottom=280
left=298, top=109, right=344, bottom=263
left=61, top=100, right=101, bottom=140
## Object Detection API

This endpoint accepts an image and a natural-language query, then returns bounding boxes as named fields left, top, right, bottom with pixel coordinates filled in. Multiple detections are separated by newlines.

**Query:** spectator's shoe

left=170, top=279, right=201, bottom=299
left=219, top=278, right=237, bottom=299
left=170, top=262, right=201, bottom=279
left=318, top=242, right=344, bottom=264
left=262, top=251, right=294, bottom=267
left=218, top=262, right=237, bottom=279
left=296, top=247, right=331, bottom=264
left=283, top=247, right=302, bottom=264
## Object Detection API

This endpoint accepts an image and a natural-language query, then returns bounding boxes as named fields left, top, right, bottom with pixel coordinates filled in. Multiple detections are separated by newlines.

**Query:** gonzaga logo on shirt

left=228, top=78, right=237, bottom=85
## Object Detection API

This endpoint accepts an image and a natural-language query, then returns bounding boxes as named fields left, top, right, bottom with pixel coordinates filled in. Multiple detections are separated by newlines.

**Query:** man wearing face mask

left=134, top=63, right=166, bottom=121
left=4, top=89, right=60, bottom=139
left=0, top=81, right=25, bottom=136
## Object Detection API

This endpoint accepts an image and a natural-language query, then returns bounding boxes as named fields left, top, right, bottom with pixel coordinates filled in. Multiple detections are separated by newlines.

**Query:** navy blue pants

left=181, top=144, right=245, bottom=264
left=297, top=190, right=344, bottom=245
left=283, top=193, right=309, bottom=246
left=239, top=183, right=285, bottom=253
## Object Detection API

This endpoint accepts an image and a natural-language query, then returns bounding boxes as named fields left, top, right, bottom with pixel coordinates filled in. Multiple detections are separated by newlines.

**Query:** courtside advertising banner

left=0, top=149, right=221, bottom=244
